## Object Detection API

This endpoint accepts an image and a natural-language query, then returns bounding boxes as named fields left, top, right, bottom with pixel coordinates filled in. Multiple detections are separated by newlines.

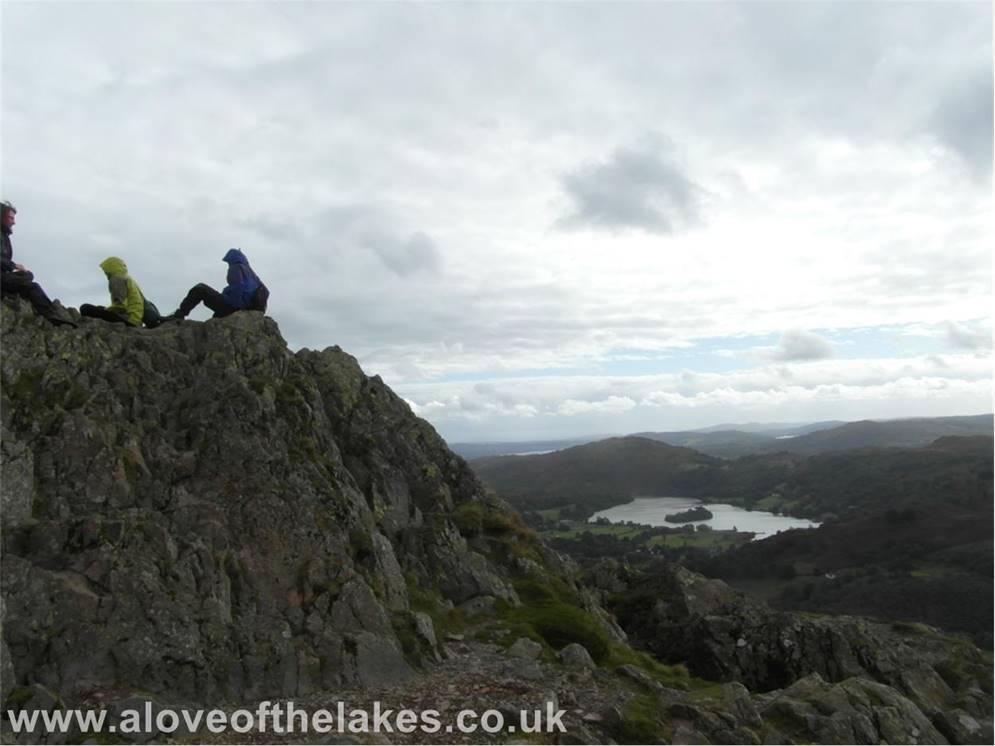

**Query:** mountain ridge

left=452, top=414, right=992, bottom=460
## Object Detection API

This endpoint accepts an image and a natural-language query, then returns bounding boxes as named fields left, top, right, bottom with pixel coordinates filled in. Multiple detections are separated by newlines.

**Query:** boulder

left=508, top=637, right=543, bottom=660
left=558, top=643, right=596, bottom=669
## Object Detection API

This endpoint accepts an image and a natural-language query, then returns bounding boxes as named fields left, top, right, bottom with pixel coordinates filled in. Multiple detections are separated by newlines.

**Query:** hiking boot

left=44, top=313, right=77, bottom=328
left=44, top=300, right=78, bottom=328
left=159, top=311, right=185, bottom=324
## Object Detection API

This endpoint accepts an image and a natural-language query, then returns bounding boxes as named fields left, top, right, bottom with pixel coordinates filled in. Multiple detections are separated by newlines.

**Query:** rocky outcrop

left=0, top=302, right=541, bottom=704
left=610, top=561, right=993, bottom=742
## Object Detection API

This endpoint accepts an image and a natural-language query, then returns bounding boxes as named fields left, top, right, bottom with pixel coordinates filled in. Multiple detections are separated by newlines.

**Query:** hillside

left=449, top=437, right=596, bottom=460
left=1, top=299, right=992, bottom=744
left=473, top=432, right=993, bottom=521
left=632, top=429, right=779, bottom=459
left=638, top=415, right=993, bottom=458
left=768, top=415, right=993, bottom=456
left=472, top=437, right=722, bottom=511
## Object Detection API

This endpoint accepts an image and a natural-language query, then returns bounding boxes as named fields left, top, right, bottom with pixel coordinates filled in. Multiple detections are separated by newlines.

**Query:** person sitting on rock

left=163, top=248, right=267, bottom=321
left=1, top=199, right=76, bottom=327
left=80, top=257, right=148, bottom=326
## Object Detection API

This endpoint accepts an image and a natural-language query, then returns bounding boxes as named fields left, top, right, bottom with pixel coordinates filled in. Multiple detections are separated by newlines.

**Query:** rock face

left=0, top=302, right=540, bottom=703
left=610, top=561, right=994, bottom=743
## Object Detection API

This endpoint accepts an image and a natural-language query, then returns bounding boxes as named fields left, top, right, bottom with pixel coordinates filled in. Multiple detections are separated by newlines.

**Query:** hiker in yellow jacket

left=80, top=257, right=146, bottom=326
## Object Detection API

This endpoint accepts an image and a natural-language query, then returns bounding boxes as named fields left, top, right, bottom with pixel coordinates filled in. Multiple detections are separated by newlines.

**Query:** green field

left=647, top=532, right=749, bottom=550
left=545, top=523, right=649, bottom=540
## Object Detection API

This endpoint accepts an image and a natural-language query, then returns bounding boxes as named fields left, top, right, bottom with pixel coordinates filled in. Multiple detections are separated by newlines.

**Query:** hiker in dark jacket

left=1, top=200, right=75, bottom=327
left=164, top=248, right=267, bottom=321
left=80, top=257, right=147, bottom=326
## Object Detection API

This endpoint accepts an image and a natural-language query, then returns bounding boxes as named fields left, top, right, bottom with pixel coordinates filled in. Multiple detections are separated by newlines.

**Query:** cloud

left=396, top=352, right=992, bottom=439
left=558, top=396, right=637, bottom=416
left=307, top=205, right=441, bottom=276
left=770, top=330, right=836, bottom=361
left=928, top=67, right=994, bottom=182
left=558, top=136, right=705, bottom=234
left=943, top=321, right=992, bottom=352
left=366, top=230, right=441, bottom=276
left=1, top=2, right=990, bottom=442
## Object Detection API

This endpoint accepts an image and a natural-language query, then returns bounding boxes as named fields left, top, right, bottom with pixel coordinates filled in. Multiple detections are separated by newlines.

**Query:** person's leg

left=172, top=283, right=235, bottom=318
left=2, top=271, right=74, bottom=326
left=80, top=304, right=130, bottom=324
left=2, top=271, right=54, bottom=314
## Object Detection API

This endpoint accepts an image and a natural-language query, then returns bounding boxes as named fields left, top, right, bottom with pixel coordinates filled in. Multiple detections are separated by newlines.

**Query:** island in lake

left=665, top=505, right=714, bottom=523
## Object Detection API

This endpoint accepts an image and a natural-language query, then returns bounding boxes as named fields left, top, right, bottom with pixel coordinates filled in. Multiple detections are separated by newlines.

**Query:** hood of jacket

left=100, top=257, right=128, bottom=277
left=223, top=248, right=248, bottom=265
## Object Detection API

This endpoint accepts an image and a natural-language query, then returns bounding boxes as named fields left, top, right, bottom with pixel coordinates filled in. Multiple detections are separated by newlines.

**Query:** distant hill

left=471, top=436, right=721, bottom=510
left=453, top=415, right=992, bottom=461
left=472, top=430, right=993, bottom=522
left=690, top=420, right=845, bottom=436
left=767, top=414, right=993, bottom=455
left=637, top=414, right=992, bottom=458
left=632, top=429, right=781, bottom=459
left=449, top=437, right=598, bottom=460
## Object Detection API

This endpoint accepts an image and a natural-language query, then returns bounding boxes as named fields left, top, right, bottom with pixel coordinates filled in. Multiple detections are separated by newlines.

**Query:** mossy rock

left=616, top=693, right=664, bottom=744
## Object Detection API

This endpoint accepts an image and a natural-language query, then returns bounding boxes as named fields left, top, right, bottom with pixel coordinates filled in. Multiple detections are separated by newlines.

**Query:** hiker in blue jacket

left=163, top=248, right=268, bottom=321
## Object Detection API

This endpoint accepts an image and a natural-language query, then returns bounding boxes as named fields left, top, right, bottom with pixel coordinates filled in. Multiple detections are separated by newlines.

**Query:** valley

left=470, top=428, right=994, bottom=648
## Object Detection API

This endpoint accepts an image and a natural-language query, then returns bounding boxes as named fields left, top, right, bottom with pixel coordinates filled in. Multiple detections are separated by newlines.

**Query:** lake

left=590, top=496, right=820, bottom=539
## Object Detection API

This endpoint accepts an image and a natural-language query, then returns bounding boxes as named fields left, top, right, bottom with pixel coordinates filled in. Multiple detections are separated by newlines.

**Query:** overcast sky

left=2, top=1, right=991, bottom=442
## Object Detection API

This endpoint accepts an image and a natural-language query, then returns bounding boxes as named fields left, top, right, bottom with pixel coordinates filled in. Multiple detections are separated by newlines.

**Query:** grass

left=545, top=524, right=649, bottom=540
left=405, top=573, right=468, bottom=640
left=496, top=578, right=691, bottom=691
left=647, top=532, right=745, bottom=550
left=616, top=692, right=664, bottom=744
left=754, top=494, right=786, bottom=512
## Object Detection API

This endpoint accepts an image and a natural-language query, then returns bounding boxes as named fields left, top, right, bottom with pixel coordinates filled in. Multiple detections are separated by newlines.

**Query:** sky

left=2, top=1, right=992, bottom=443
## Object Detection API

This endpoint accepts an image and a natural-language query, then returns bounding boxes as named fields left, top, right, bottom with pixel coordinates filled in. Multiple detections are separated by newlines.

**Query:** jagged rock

left=0, top=594, right=13, bottom=707
left=0, top=429, right=33, bottom=531
left=371, top=532, right=408, bottom=612
left=412, top=612, right=438, bottom=650
left=3, top=683, right=70, bottom=744
left=670, top=724, right=710, bottom=744
left=616, top=664, right=664, bottom=692
left=558, top=643, right=596, bottom=669
left=617, top=562, right=993, bottom=728
left=347, top=632, right=413, bottom=685
left=458, top=595, right=497, bottom=617
left=583, top=558, right=630, bottom=594
left=721, top=681, right=762, bottom=728
left=758, top=672, right=947, bottom=744
left=932, top=708, right=992, bottom=745
left=0, top=302, right=542, bottom=706
left=508, top=637, right=543, bottom=660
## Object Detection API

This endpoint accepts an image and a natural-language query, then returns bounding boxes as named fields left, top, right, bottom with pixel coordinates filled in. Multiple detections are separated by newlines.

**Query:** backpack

left=142, top=298, right=162, bottom=328
left=247, top=283, right=269, bottom=313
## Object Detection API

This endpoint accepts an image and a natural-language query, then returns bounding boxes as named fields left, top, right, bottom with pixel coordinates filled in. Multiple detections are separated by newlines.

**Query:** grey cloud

left=309, top=205, right=441, bottom=276
left=364, top=230, right=440, bottom=276
left=943, top=322, right=992, bottom=352
left=558, top=138, right=705, bottom=234
left=240, top=216, right=303, bottom=243
left=771, top=331, right=835, bottom=362
left=929, top=67, right=994, bottom=182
